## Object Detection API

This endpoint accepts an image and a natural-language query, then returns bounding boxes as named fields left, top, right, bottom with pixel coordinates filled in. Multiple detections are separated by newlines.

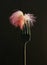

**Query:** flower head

left=9, top=10, right=36, bottom=30
left=24, top=14, right=36, bottom=25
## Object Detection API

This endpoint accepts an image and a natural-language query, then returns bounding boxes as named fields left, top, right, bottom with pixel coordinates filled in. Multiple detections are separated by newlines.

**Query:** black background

left=0, top=0, right=47, bottom=65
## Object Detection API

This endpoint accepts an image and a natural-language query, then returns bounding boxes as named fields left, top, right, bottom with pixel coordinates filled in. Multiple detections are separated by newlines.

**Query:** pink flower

left=9, top=10, right=35, bottom=30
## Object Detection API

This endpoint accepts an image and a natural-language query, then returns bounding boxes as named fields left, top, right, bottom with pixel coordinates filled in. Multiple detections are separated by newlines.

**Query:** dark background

left=0, top=0, right=47, bottom=65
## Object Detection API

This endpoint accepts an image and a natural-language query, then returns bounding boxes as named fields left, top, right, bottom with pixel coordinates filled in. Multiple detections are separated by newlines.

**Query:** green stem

left=24, top=27, right=31, bottom=65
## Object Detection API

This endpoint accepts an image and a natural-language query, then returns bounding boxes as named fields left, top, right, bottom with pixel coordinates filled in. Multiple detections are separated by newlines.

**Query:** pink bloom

left=9, top=10, right=35, bottom=30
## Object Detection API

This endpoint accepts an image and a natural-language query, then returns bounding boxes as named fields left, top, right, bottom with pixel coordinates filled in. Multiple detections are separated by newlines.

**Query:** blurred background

left=0, top=0, right=47, bottom=65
